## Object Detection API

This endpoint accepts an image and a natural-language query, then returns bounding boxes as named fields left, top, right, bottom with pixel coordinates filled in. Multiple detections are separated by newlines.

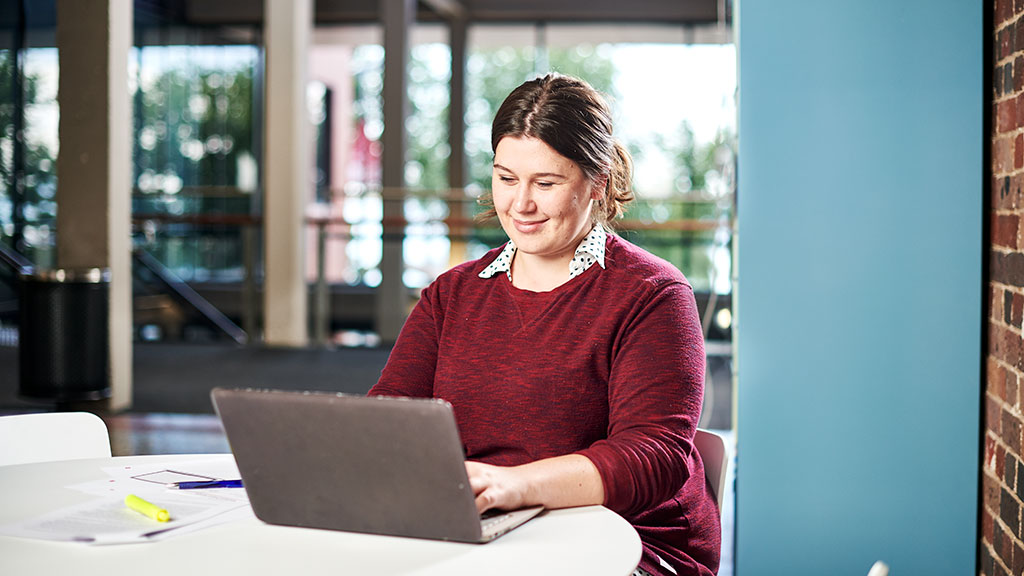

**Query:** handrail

left=132, top=248, right=248, bottom=345
left=0, top=242, right=33, bottom=276
left=131, top=213, right=730, bottom=233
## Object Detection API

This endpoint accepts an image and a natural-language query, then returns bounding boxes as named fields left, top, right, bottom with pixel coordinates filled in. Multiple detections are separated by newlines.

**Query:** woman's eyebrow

left=492, top=163, right=566, bottom=179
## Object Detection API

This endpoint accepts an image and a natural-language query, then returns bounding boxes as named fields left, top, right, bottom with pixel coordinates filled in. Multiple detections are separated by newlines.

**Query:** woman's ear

left=590, top=175, right=609, bottom=200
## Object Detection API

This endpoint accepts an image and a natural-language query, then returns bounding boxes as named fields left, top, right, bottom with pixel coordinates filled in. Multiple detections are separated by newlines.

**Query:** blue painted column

left=735, top=1, right=982, bottom=574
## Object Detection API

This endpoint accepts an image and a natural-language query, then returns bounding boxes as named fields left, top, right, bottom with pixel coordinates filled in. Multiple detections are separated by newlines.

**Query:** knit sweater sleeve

left=368, top=281, right=442, bottom=399
left=578, top=279, right=706, bottom=518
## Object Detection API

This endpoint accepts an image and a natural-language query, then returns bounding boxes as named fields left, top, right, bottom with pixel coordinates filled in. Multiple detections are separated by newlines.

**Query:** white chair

left=0, top=412, right=111, bottom=466
left=694, top=428, right=728, bottom=513
left=867, top=561, right=890, bottom=576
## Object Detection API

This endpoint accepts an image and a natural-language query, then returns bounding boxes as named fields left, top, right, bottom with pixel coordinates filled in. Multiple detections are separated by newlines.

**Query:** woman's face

left=491, top=136, right=600, bottom=265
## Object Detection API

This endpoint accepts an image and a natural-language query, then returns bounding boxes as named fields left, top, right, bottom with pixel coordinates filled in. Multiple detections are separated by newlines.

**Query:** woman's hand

left=466, top=461, right=531, bottom=514
left=464, top=454, right=606, bottom=514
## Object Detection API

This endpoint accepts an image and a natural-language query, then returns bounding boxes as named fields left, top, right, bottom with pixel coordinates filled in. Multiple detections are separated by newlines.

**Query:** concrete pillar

left=55, top=0, right=133, bottom=411
left=377, top=0, right=414, bottom=343
left=263, top=0, right=312, bottom=347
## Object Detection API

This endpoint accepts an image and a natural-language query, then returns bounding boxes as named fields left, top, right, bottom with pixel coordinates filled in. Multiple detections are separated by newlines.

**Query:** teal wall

left=735, top=1, right=982, bottom=575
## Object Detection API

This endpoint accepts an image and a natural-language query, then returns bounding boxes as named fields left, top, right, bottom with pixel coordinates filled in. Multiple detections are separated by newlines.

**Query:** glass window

left=0, top=0, right=59, bottom=269
left=132, top=43, right=260, bottom=284
left=311, top=27, right=453, bottom=290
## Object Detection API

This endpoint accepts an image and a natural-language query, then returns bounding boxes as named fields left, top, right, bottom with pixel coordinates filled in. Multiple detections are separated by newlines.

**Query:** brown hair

left=479, top=73, right=634, bottom=226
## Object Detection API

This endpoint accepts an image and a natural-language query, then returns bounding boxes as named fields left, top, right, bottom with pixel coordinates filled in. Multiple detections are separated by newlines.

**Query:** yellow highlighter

left=125, top=494, right=170, bottom=522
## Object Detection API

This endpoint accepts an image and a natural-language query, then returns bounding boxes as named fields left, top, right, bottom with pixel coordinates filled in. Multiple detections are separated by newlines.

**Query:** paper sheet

left=0, top=459, right=251, bottom=545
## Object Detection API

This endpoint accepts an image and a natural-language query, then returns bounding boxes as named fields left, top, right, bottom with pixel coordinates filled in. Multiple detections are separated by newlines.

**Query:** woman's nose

left=512, top=184, right=534, bottom=213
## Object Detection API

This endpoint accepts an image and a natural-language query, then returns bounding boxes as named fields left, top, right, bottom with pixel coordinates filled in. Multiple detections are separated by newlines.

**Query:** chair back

left=694, top=428, right=728, bottom=512
left=0, top=412, right=111, bottom=466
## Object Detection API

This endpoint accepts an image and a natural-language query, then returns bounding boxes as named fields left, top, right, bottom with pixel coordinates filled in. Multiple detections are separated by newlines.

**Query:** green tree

left=464, top=45, right=617, bottom=190
left=0, top=49, right=58, bottom=265
left=134, top=54, right=255, bottom=194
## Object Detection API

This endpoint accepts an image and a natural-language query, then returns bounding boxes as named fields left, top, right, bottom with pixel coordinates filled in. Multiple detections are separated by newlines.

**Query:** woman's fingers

left=464, top=461, right=525, bottom=514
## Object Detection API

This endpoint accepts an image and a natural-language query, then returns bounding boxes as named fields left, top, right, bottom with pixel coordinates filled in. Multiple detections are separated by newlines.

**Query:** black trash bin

left=18, top=267, right=111, bottom=404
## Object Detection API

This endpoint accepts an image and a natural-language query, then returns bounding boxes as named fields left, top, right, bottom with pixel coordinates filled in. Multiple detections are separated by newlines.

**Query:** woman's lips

left=512, top=218, right=546, bottom=234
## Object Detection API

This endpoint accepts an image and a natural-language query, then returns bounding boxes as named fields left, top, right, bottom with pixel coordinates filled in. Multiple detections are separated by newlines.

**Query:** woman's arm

left=466, top=280, right=703, bottom=516
left=580, top=280, right=706, bottom=516
left=466, top=454, right=604, bottom=513
left=368, top=282, right=442, bottom=398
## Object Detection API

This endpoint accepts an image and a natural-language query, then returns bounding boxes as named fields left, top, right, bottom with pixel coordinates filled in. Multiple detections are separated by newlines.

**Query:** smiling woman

left=370, top=74, right=720, bottom=576
left=490, top=136, right=599, bottom=291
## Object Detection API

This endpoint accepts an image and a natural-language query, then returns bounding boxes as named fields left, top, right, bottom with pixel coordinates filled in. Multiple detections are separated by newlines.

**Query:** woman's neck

left=509, top=252, right=573, bottom=292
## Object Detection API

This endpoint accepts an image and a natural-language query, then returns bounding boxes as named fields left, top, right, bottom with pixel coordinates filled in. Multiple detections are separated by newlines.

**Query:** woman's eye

left=499, top=176, right=516, bottom=184
left=536, top=182, right=554, bottom=189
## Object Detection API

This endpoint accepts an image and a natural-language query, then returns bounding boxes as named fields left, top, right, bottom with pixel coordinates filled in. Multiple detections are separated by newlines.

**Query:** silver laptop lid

left=211, top=388, right=487, bottom=542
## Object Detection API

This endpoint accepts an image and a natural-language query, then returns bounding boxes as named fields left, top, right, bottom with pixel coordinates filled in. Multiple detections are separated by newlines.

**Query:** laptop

left=210, top=387, right=544, bottom=543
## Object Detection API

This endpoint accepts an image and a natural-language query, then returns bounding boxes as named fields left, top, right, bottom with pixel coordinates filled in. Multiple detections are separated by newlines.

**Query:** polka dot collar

left=479, top=225, right=607, bottom=280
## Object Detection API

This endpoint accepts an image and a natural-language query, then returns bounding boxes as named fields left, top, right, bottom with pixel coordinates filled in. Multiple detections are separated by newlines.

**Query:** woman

left=369, top=73, right=720, bottom=576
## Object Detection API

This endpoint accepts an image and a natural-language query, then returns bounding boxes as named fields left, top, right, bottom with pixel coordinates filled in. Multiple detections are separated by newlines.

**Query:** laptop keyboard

left=480, top=512, right=514, bottom=532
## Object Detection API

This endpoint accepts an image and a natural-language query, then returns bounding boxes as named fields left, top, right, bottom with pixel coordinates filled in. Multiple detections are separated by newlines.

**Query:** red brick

left=991, top=430, right=999, bottom=471
left=998, top=519, right=1012, bottom=563
left=1018, top=0, right=1024, bottom=15
left=989, top=470, right=1004, bottom=512
left=990, top=322, right=1003, bottom=361
left=1000, top=99, right=1018, bottom=133
left=1002, top=28, right=1013, bottom=61
left=998, top=361, right=1009, bottom=400
left=1017, top=20, right=1024, bottom=59
left=1005, top=325, right=1021, bottom=370
left=992, top=399, right=1005, bottom=440
left=1017, top=134, right=1024, bottom=169
left=991, top=323, right=1023, bottom=367
left=999, top=443, right=1008, bottom=481
left=1011, top=176, right=1024, bottom=210
left=1015, top=542, right=1024, bottom=576
left=996, top=214, right=1021, bottom=248
left=993, top=359, right=1008, bottom=390
left=1008, top=326, right=1024, bottom=369
left=1001, top=0, right=1016, bottom=26
left=997, top=136, right=1016, bottom=173
left=1015, top=292, right=1024, bottom=328
left=1016, top=56, right=1024, bottom=93
left=1014, top=330, right=1024, bottom=373
left=987, top=506, right=997, bottom=545
left=1003, top=409, right=1023, bottom=454
left=995, top=284, right=1007, bottom=323
left=1010, top=372, right=1021, bottom=408
left=1001, top=175, right=1024, bottom=211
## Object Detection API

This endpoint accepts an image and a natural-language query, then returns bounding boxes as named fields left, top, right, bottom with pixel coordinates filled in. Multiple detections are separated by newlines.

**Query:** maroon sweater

left=370, top=234, right=720, bottom=576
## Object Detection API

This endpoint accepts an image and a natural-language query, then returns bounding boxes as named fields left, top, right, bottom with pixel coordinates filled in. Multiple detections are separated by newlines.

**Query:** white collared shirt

left=478, top=225, right=607, bottom=281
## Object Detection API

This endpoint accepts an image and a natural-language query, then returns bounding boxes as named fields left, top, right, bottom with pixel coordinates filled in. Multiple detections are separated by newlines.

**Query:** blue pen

left=172, top=479, right=244, bottom=490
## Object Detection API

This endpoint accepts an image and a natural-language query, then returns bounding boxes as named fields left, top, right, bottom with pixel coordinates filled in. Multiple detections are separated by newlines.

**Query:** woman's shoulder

left=425, top=244, right=506, bottom=293
left=604, top=234, right=691, bottom=290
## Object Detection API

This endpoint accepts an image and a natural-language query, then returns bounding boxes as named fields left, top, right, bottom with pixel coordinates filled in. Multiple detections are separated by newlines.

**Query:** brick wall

left=987, top=2, right=1024, bottom=575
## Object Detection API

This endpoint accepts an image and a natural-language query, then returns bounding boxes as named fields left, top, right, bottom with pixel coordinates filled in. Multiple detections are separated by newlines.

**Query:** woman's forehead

left=493, top=136, right=579, bottom=175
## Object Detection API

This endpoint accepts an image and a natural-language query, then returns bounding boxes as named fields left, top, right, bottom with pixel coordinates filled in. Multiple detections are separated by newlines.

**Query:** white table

left=0, top=454, right=641, bottom=575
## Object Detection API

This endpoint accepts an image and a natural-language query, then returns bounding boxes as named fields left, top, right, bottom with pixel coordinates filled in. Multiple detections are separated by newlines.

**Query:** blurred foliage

left=0, top=49, right=59, bottom=266
left=1, top=37, right=735, bottom=292
left=131, top=47, right=258, bottom=281
left=464, top=45, right=616, bottom=190
left=133, top=48, right=256, bottom=194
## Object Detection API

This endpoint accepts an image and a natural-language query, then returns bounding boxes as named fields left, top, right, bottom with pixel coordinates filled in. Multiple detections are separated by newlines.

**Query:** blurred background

left=0, top=0, right=737, bottom=429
